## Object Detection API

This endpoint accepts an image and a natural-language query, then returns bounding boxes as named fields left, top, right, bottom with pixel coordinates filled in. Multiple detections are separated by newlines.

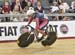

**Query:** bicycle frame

left=25, top=24, right=49, bottom=41
left=17, top=24, right=57, bottom=47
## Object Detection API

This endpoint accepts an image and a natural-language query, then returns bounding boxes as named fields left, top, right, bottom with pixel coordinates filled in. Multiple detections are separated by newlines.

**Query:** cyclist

left=26, top=7, right=48, bottom=42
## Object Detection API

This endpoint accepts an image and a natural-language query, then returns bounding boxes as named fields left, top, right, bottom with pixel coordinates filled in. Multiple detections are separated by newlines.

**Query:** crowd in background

left=0, top=0, right=75, bottom=22
left=48, top=0, right=75, bottom=21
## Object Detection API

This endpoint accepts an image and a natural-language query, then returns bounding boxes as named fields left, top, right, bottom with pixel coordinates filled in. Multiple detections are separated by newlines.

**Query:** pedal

left=37, top=36, right=44, bottom=42
left=42, top=35, right=48, bottom=41
left=30, top=32, right=34, bottom=34
left=34, top=36, right=37, bottom=43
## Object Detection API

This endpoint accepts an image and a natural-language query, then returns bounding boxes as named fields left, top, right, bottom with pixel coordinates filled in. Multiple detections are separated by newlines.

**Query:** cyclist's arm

left=28, top=17, right=33, bottom=25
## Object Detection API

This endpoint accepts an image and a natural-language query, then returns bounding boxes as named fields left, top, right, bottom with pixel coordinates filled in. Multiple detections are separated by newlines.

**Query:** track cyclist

left=26, top=7, right=48, bottom=42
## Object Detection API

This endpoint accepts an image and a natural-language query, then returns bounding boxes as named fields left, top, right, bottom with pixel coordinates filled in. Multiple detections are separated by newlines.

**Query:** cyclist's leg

left=35, top=18, right=48, bottom=41
left=35, top=18, right=48, bottom=36
left=34, top=18, right=39, bottom=37
left=35, top=18, right=40, bottom=30
left=35, top=18, right=46, bottom=36
left=39, top=19, right=48, bottom=29
left=38, top=18, right=48, bottom=36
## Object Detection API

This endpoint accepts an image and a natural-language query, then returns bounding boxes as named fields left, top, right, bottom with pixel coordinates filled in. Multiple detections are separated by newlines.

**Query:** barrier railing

left=0, top=13, right=75, bottom=17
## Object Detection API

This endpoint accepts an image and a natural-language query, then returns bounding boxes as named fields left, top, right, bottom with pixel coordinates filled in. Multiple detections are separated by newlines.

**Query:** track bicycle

left=17, top=24, right=57, bottom=48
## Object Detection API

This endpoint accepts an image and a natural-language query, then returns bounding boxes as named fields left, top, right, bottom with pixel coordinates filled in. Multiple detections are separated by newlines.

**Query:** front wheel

left=17, top=32, right=34, bottom=48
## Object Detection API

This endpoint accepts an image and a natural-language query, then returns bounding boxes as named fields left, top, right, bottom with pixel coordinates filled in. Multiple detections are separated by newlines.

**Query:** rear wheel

left=41, top=32, right=57, bottom=46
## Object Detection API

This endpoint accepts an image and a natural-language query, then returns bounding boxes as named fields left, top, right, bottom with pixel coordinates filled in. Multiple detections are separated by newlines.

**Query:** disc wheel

left=41, top=32, right=57, bottom=46
left=17, top=32, right=34, bottom=48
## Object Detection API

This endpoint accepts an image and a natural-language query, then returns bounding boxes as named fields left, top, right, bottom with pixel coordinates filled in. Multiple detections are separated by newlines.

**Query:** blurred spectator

left=27, top=1, right=33, bottom=7
left=58, top=0, right=70, bottom=21
left=50, top=1, right=59, bottom=13
left=34, top=1, right=44, bottom=13
left=48, top=0, right=53, bottom=3
left=67, top=0, right=75, bottom=13
left=68, top=0, right=75, bottom=20
left=71, top=0, right=75, bottom=10
left=48, top=0, right=54, bottom=5
left=30, top=0, right=37, bottom=7
left=0, top=0, right=74, bottom=22
left=0, top=1, right=3, bottom=7
left=49, top=0, right=70, bottom=21
left=11, top=5, right=22, bottom=22
left=11, top=0, right=22, bottom=11
left=59, top=0, right=70, bottom=13
left=20, top=0, right=28, bottom=10
left=2, top=1, right=11, bottom=22
left=11, top=0, right=16, bottom=11
left=16, top=0, right=22, bottom=12
left=0, top=7, right=2, bottom=14
left=62, top=17, right=73, bottom=21
left=59, top=0, right=70, bottom=21
left=0, top=7, right=5, bottom=22
left=21, top=6, right=29, bottom=21
left=21, top=1, right=33, bottom=21
left=22, top=0, right=33, bottom=13
left=2, top=1, right=11, bottom=14
left=22, top=6, right=29, bottom=14
left=21, top=0, right=33, bottom=14
left=49, top=1, right=59, bottom=21
left=12, top=5, right=20, bottom=14
left=56, top=0, right=62, bottom=5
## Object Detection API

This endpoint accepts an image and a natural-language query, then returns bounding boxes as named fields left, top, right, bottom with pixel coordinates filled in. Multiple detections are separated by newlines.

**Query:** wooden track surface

left=0, top=39, right=75, bottom=55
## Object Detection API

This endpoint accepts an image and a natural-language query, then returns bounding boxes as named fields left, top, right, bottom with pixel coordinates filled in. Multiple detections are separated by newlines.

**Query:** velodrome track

left=0, top=39, right=75, bottom=55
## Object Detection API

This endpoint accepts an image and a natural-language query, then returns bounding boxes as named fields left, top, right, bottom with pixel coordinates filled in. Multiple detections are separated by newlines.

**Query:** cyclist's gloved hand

left=26, top=24, right=29, bottom=26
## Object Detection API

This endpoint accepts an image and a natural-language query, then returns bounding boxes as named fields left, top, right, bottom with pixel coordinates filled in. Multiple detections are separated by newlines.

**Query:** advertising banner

left=0, top=21, right=75, bottom=41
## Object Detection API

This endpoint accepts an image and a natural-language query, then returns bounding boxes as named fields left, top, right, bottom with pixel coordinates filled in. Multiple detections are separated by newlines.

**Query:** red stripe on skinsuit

left=35, top=18, right=40, bottom=30
left=39, top=19, right=48, bottom=29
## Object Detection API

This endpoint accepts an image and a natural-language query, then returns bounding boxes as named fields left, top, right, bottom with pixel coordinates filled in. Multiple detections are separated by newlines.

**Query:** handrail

left=0, top=13, right=75, bottom=17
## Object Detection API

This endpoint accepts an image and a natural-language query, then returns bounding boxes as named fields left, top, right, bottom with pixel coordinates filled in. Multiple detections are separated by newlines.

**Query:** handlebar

left=26, top=25, right=34, bottom=30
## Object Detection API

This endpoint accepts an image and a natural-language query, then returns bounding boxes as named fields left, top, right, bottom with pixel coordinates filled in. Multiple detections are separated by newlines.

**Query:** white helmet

left=29, top=7, right=34, bottom=10
left=26, top=7, right=35, bottom=16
